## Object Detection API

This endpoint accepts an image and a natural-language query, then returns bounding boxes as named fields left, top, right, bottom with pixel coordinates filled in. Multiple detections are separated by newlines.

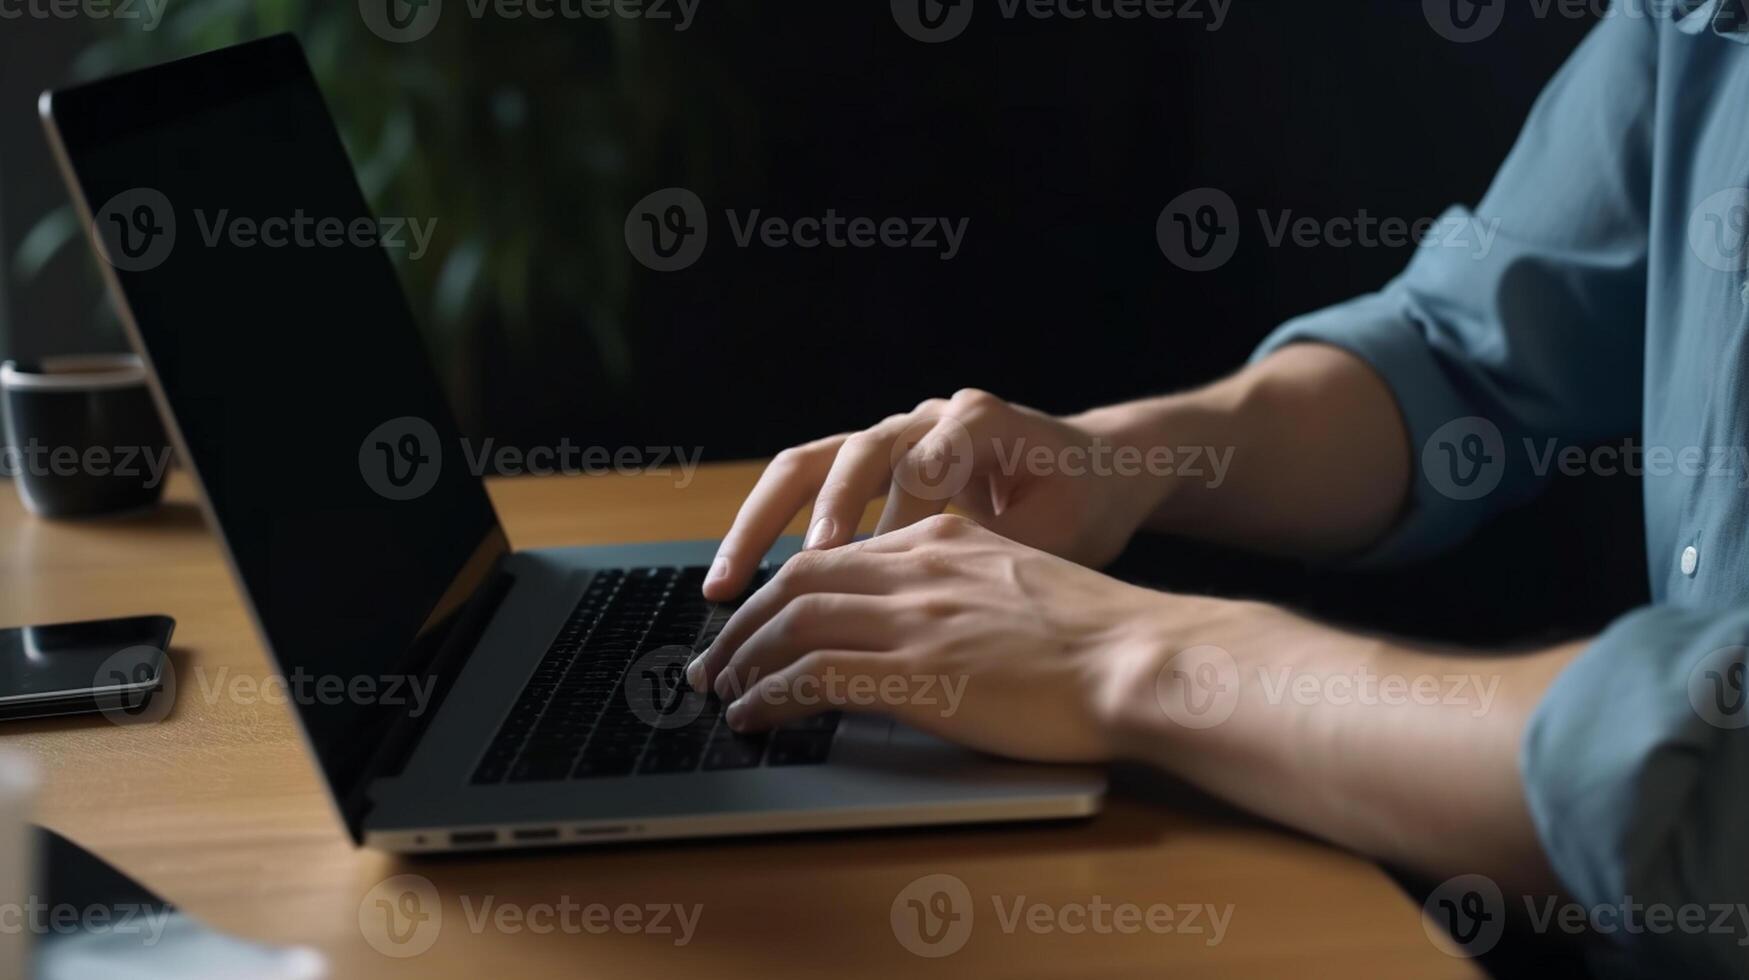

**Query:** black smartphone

left=0, top=615, right=174, bottom=721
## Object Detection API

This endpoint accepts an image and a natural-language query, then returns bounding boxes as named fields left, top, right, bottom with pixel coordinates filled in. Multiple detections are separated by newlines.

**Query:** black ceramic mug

left=0, top=355, right=172, bottom=518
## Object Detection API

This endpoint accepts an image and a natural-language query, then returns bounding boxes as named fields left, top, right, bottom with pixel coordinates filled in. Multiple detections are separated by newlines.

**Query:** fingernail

left=706, top=555, right=729, bottom=585
left=805, top=517, right=836, bottom=550
left=685, top=657, right=705, bottom=690
left=725, top=699, right=748, bottom=731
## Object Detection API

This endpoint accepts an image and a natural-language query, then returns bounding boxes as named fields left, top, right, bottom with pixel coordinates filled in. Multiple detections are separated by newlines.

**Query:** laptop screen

left=43, top=35, right=505, bottom=837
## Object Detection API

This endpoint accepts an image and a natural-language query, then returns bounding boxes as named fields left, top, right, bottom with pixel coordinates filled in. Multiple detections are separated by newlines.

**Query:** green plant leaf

left=433, top=236, right=486, bottom=332
left=11, top=207, right=81, bottom=283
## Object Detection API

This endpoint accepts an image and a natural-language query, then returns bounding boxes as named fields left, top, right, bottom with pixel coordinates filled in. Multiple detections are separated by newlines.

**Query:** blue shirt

left=1254, top=3, right=1749, bottom=975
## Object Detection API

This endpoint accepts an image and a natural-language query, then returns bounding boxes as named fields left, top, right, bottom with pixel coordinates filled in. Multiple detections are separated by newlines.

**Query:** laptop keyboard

left=471, top=564, right=841, bottom=784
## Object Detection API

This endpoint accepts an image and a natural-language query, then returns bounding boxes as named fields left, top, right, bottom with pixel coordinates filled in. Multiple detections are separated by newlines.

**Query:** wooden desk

left=0, top=466, right=1475, bottom=979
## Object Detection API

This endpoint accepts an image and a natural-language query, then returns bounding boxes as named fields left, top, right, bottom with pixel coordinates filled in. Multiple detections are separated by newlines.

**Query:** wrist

left=1067, top=385, right=1251, bottom=536
left=1092, top=591, right=1275, bottom=765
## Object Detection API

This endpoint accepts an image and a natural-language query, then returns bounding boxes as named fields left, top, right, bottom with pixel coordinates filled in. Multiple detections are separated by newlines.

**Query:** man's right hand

left=702, top=388, right=1167, bottom=601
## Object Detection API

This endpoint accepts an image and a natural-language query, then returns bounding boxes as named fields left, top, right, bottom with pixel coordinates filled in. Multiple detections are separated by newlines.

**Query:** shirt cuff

left=1249, top=283, right=1503, bottom=565
left=1521, top=607, right=1749, bottom=976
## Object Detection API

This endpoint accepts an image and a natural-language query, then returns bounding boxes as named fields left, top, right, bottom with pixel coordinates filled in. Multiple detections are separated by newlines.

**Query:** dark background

left=3, top=2, right=1595, bottom=452
left=0, top=7, right=1643, bottom=974
left=0, top=2, right=1645, bottom=635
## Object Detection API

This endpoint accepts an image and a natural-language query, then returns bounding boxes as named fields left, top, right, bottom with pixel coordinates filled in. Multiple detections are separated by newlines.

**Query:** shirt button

left=1682, top=546, right=1699, bottom=577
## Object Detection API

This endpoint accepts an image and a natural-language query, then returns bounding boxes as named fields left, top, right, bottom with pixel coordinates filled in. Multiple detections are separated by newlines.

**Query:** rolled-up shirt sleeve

left=1523, top=609, right=1749, bottom=977
left=1248, top=8, right=1749, bottom=975
left=1249, top=9, right=1655, bottom=563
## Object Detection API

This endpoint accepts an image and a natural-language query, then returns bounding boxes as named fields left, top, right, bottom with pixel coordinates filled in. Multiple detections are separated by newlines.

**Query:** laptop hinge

left=342, top=558, right=516, bottom=839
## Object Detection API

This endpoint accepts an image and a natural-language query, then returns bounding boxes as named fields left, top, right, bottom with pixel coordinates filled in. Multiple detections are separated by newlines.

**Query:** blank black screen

left=47, top=37, right=503, bottom=828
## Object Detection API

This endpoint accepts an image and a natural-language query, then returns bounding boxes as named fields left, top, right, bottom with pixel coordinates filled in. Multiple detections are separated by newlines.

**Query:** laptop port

left=450, top=830, right=498, bottom=846
left=572, top=825, right=630, bottom=837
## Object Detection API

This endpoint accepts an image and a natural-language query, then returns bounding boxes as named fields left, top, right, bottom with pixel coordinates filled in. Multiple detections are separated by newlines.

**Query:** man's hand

left=701, top=389, right=1169, bottom=601
left=687, top=513, right=1193, bottom=762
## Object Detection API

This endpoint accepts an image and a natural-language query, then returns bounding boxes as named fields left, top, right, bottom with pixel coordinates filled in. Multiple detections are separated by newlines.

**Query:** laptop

left=38, top=34, right=1104, bottom=852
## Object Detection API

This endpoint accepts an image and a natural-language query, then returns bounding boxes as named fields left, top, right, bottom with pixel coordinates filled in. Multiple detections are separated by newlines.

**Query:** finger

left=712, top=593, right=905, bottom=700
left=692, top=547, right=899, bottom=692
left=688, top=546, right=898, bottom=691
left=856, top=511, right=986, bottom=553
left=874, top=417, right=971, bottom=535
left=876, top=388, right=1018, bottom=536
left=705, top=438, right=843, bottom=601
left=804, top=412, right=920, bottom=552
left=724, top=650, right=899, bottom=733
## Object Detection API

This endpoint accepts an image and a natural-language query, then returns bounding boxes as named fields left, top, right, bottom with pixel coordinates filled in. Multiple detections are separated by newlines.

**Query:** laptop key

left=571, top=753, right=638, bottom=778
left=767, top=731, right=834, bottom=766
left=483, top=563, right=842, bottom=782
left=638, top=747, right=704, bottom=774
left=509, top=755, right=575, bottom=782
left=702, top=735, right=767, bottom=770
left=777, top=711, right=843, bottom=733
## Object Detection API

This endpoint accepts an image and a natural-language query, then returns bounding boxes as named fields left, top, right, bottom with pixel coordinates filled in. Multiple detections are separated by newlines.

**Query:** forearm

left=1105, top=599, right=1582, bottom=892
left=1072, top=343, right=1411, bottom=559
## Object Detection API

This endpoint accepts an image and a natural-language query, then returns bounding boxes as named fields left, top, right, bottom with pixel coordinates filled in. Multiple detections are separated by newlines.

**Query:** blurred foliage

left=11, top=0, right=729, bottom=414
